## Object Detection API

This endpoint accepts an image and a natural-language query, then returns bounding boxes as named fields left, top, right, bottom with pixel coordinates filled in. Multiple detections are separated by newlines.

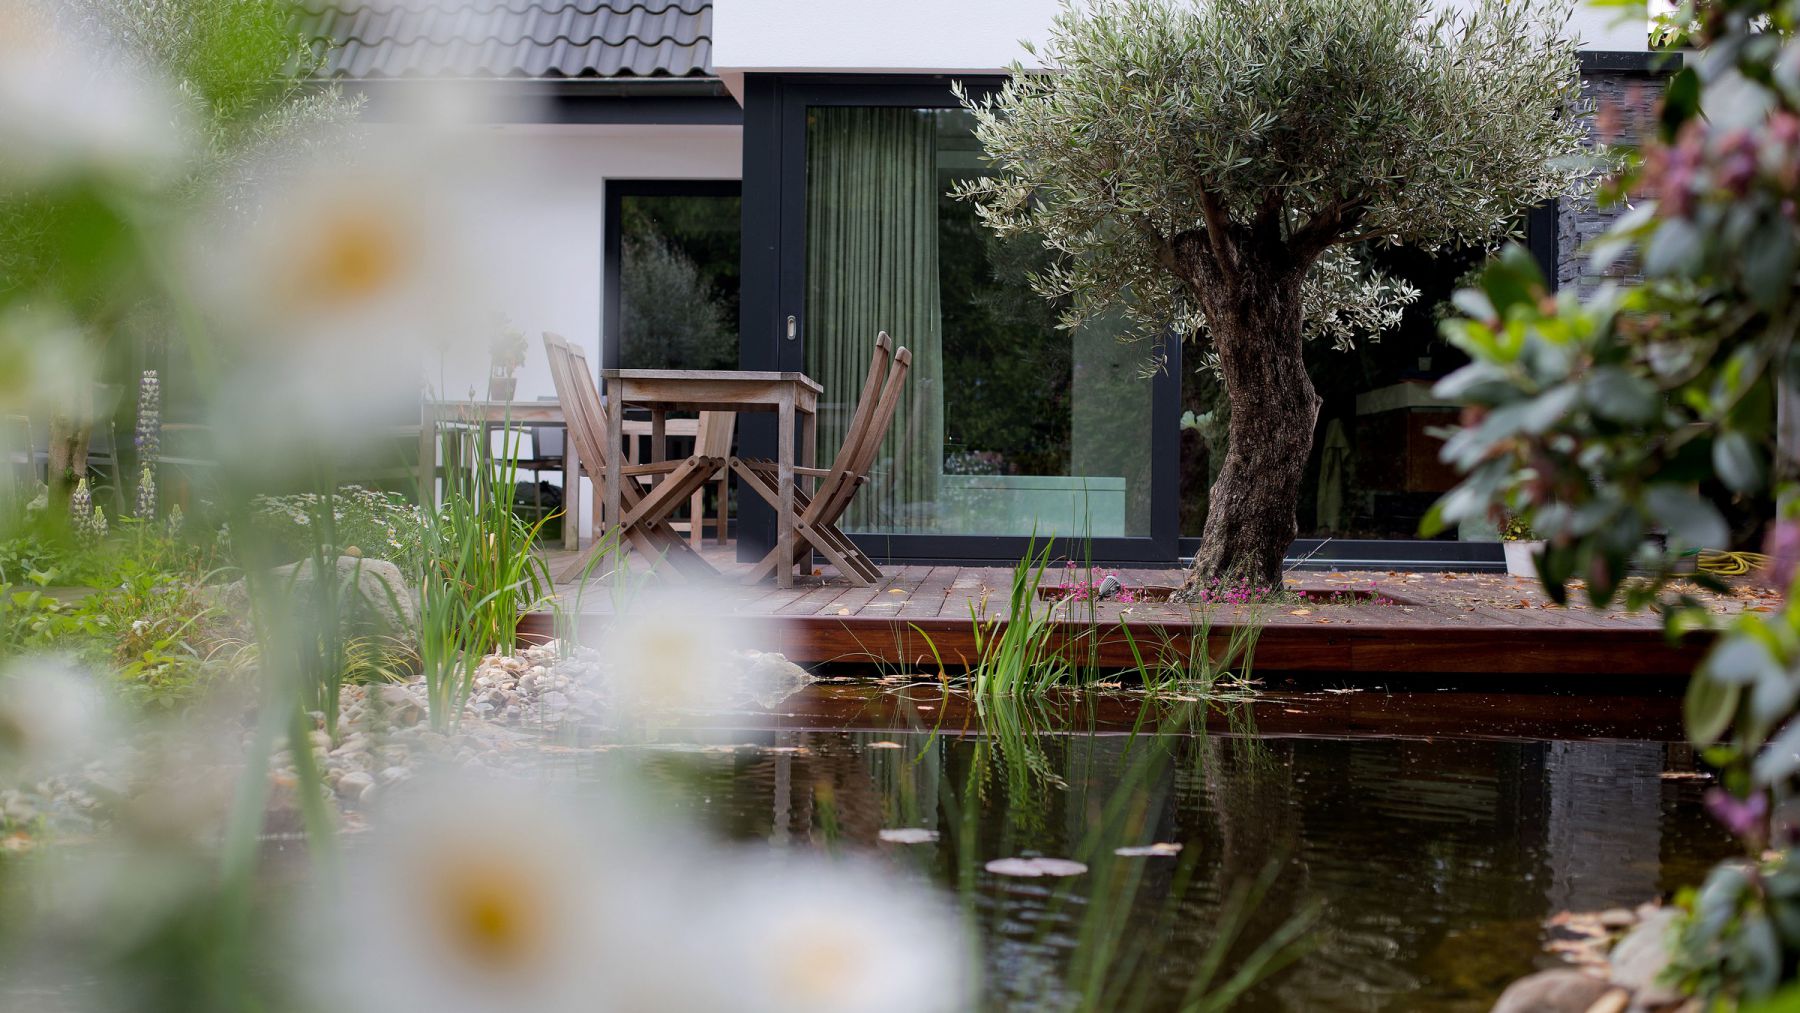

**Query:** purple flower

left=1705, top=787, right=1768, bottom=843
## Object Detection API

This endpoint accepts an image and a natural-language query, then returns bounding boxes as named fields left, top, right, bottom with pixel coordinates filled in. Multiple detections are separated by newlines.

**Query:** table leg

left=650, top=409, right=666, bottom=488
left=799, top=409, right=817, bottom=495
left=562, top=429, right=580, bottom=551
left=777, top=394, right=795, bottom=589
left=606, top=389, right=625, bottom=553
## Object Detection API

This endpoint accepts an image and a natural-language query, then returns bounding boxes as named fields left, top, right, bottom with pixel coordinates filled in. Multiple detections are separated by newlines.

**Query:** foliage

left=955, top=0, right=1590, bottom=582
left=1424, top=248, right=1753, bottom=611
left=416, top=427, right=553, bottom=729
left=1500, top=515, right=1537, bottom=542
left=488, top=317, right=527, bottom=377
left=238, top=485, right=428, bottom=573
left=619, top=220, right=737, bottom=371
left=1428, top=0, right=1800, bottom=1003
left=951, top=0, right=1587, bottom=350
left=0, top=528, right=243, bottom=709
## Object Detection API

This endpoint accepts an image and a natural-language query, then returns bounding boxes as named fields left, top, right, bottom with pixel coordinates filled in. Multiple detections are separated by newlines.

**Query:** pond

left=570, top=685, right=1737, bottom=1012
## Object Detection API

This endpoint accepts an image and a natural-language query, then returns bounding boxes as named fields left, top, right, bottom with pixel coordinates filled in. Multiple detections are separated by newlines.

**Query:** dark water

left=581, top=687, right=1738, bottom=1011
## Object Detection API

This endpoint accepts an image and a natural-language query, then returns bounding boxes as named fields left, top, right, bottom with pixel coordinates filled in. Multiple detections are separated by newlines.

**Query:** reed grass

left=961, top=538, right=1266, bottom=698
left=415, top=419, right=556, bottom=729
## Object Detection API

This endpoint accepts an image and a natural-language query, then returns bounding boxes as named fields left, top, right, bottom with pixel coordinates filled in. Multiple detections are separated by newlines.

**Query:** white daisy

left=601, top=585, right=770, bottom=714
left=688, top=855, right=976, bottom=1013
left=304, top=773, right=688, bottom=1013
left=0, top=656, right=113, bottom=777
left=0, top=0, right=189, bottom=185
left=191, top=142, right=491, bottom=466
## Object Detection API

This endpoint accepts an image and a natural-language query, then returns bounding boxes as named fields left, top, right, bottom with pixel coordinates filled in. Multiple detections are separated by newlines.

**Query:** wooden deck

left=520, top=547, right=1778, bottom=677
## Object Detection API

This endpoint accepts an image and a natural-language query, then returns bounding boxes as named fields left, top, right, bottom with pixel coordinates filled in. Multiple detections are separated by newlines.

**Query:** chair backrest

left=696, top=411, right=736, bottom=458
left=816, top=344, right=912, bottom=520
left=822, top=333, right=893, bottom=478
left=541, top=333, right=620, bottom=489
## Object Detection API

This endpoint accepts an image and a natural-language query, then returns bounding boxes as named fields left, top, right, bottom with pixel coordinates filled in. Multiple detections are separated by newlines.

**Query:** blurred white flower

left=0, top=306, right=102, bottom=420
left=693, top=856, right=975, bottom=1013
left=602, top=585, right=767, bottom=713
left=192, top=140, right=493, bottom=467
left=0, top=0, right=189, bottom=184
left=306, top=774, right=685, bottom=1013
left=0, top=657, right=113, bottom=777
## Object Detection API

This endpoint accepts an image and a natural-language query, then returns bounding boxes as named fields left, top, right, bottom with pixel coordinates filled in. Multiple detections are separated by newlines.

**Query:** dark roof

left=303, top=0, right=713, bottom=80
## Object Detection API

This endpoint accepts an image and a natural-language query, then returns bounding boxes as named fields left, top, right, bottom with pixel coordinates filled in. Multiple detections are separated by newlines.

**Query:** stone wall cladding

left=1558, top=69, right=1666, bottom=293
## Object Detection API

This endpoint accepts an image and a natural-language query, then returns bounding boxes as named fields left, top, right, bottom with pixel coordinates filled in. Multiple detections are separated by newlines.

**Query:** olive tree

left=954, top=0, right=1589, bottom=587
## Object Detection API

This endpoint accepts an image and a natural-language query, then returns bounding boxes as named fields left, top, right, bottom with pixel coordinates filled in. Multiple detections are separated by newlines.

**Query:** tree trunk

left=1181, top=266, right=1321, bottom=591
left=47, top=387, right=94, bottom=512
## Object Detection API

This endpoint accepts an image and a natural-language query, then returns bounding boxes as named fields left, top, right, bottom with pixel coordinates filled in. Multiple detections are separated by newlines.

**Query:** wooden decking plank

left=774, top=577, right=861, bottom=617
left=897, top=566, right=961, bottom=619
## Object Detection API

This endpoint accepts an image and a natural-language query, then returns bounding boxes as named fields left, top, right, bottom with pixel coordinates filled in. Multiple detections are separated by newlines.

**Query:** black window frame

left=602, top=178, right=744, bottom=372
left=738, top=73, right=1183, bottom=567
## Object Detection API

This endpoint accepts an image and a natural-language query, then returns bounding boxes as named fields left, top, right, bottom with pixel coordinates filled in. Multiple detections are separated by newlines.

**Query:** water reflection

left=595, top=691, right=1733, bottom=1011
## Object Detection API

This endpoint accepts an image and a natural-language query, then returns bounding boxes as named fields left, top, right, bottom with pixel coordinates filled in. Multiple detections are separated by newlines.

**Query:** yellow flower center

left=776, top=923, right=858, bottom=1002
left=288, top=208, right=411, bottom=310
left=431, top=863, right=549, bottom=974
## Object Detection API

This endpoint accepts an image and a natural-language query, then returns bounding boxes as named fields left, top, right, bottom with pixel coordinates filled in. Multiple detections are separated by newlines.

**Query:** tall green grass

left=416, top=420, right=555, bottom=729
left=961, top=537, right=1265, bottom=698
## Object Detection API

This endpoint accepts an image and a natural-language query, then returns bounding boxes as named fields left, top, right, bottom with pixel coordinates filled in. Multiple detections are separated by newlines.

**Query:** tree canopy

left=953, top=0, right=1592, bottom=351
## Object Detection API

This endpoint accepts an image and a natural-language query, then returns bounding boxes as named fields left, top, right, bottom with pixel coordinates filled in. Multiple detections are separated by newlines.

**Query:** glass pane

left=805, top=107, right=1154, bottom=539
left=1179, top=243, right=1490, bottom=542
left=616, top=192, right=741, bottom=371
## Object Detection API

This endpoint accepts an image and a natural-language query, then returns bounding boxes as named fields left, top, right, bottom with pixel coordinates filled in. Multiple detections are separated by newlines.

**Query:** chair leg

left=688, top=486, right=703, bottom=552
left=713, top=475, right=729, bottom=546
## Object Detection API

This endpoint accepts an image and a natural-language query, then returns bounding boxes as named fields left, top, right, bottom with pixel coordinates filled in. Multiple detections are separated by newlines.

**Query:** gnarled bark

left=1173, top=236, right=1322, bottom=591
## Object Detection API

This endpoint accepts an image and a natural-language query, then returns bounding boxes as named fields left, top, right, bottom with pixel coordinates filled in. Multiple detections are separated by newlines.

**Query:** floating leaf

left=1114, top=842, right=1184, bottom=857
left=879, top=828, right=940, bottom=845
left=985, top=857, right=1088, bottom=878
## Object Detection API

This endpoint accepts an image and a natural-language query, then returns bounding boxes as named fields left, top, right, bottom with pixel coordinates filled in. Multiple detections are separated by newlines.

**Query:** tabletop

left=599, top=369, right=824, bottom=394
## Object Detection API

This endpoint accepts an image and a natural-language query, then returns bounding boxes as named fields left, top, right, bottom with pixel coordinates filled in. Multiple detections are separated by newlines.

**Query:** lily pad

left=985, top=857, right=1088, bottom=878
left=1113, top=842, right=1184, bottom=857
left=879, top=828, right=940, bottom=845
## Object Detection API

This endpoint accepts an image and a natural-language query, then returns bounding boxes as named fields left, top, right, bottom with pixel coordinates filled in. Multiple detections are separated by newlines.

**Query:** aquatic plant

left=967, top=538, right=1073, bottom=696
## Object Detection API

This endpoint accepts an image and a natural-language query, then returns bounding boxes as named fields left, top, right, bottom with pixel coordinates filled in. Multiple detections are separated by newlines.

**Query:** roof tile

left=302, top=0, right=713, bottom=79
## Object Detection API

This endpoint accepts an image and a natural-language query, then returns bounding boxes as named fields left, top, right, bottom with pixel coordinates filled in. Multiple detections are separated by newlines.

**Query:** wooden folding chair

left=730, top=332, right=911, bottom=586
left=542, top=333, right=722, bottom=582
left=624, top=412, right=733, bottom=551
left=687, top=412, right=735, bottom=550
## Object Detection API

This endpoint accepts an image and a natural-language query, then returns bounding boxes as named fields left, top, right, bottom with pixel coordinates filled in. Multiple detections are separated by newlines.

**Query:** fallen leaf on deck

left=836, top=607, right=850, bottom=615
left=1289, top=609, right=1312, bottom=617
left=880, top=828, right=940, bottom=845
left=986, top=857, right=1088, bottom=878
left=1114, top=842, right=1183, bottom=857
left=887, top=589, right=908, bottom=595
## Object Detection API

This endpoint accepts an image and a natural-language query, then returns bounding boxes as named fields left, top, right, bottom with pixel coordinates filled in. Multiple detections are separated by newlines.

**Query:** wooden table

left=599, top=369, right=821, bottom=587
left=418, top=400, right=583, bottom=551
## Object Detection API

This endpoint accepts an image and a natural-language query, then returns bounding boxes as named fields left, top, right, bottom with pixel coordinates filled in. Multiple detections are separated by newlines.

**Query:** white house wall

left=429, top=121, right=741, bottom=532
left=713, top=0, right=1647, bottom=80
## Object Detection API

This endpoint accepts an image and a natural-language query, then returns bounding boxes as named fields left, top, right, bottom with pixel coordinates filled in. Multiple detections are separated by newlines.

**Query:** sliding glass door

left=740, top=79, right=1177, bottom=563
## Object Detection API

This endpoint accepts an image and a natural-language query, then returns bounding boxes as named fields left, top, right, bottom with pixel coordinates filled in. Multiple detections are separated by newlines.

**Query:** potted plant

left=488, top=323, right=528, bottom=402
left=1501, top=515, right=1544, bottom=580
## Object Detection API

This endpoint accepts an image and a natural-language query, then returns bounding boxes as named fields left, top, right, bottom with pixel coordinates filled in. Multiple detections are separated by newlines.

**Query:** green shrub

left=237, top=485, right=428, bottom=573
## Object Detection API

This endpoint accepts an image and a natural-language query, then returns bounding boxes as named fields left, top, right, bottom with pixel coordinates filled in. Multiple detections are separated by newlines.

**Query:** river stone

left=335, top=770, right=375, bottom=801
left=216, top=556, right=416, bottom=639
left=1490, top=970, right=1612, bottom=1013
left=1608, top=907, right=1682, bottom=1007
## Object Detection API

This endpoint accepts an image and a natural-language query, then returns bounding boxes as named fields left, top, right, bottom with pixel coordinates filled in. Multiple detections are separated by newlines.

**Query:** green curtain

left=804, top=107, right=944, bottom=531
